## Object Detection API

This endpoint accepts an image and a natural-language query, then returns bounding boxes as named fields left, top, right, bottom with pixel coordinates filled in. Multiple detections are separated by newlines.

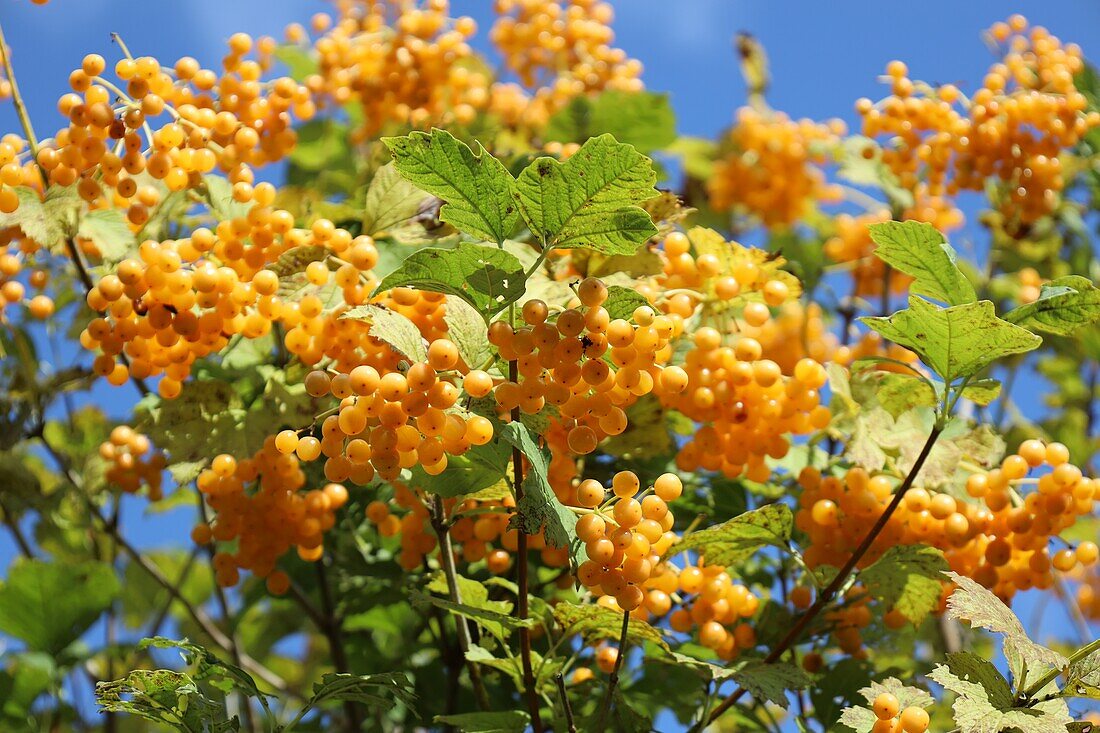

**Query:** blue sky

left=0, top=0, right=1097, bottom=726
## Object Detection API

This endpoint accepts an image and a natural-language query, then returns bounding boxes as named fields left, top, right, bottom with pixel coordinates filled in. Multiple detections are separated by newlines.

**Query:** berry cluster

left=858, top=15, right=1098, bottom=230
left=708, top=108, right=846, bottom=228
left=192, top=438, right=349, bottom=590
left=287, top=1, right=484, bottom=136
left=99, top=425, right=167, bottom=499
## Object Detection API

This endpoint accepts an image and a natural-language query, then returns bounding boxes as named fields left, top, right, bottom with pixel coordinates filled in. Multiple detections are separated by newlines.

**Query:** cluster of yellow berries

left=798, top=440, right=1098, bottom=609
left=0, top=228, right=54, bottom=320
left=0, top=134, right=34, bottom=214
left=488, top=278, right=681, bottom=462
left=79, top=209, right=380, bottom=395
left=488, top=0, right=643, bottom=127
left=575, top=471, right=760, bottom=660
left=99, top=425, right=166, bottom=499
left=40, top=38, right=312, bottom=223
left=859, top=15, right=1099, bottom=230
left=871, top=694, right=930, bottom=733
left=288, top=1, right=484, bottom=137
left=192, top=438, right=349, bottom=591
left=297, top=337, right=493, bottom=483
left=708, top=108, right=846, bottom=228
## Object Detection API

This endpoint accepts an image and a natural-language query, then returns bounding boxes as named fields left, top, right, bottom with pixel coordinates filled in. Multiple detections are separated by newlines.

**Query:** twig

left=198, top=496, right=257, bottom=733
left=596, top=610, right=631, bottom=726
left=315, top=557, right=363, bottom=731
left=510, top=357, right=543, bottom=732
left=703, top=425, right=943, bottom=726
left=0, top=495, right=35, bottom=559
left=36, top=432, right=289, bottom=694
left=1053, top=574, right=1092, bottom=646
left=0, top=20, right=41, bottom=159
left=554, top=672, right=577, bottom=733
left=144, top=546, right=200, bottom=638
left=429, top=496, right=491, bottom=710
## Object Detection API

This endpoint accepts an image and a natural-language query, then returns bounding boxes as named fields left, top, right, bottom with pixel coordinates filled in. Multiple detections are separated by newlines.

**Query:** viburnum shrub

left=1, top=3, right=1100, bottom=732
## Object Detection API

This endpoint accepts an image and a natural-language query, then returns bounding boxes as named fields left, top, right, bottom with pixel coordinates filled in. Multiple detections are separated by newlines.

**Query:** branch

left=314, top=557, right=363, bottom=732
left=596, top=610, right=631, bottom=726
left=35, top=432, right=289, bottom=695
left=0, top=495, right=35, bottom=559
left=510, top=357, right=544, bottom=732
left=429, top=495, right=491, bottom=710
left=554, top=672, right=577, bottom=733
left=704, top=424, right=943, bottom=726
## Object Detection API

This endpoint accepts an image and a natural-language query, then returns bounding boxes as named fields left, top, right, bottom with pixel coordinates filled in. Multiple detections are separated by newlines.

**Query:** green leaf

left=121, top=553, right=213, bottom=629
left=860, top=544, right=948, bottom=624
left=730, top=660, right=811, bottom=710
left=960, top=378, right=1002, bottom=406
left=362, top=162, right=430, bottom=237
left=552, top=603, right=669, bottom=652
left=409, top=437, right=511, bottom=498
left=443, top=296, right=493, bottom=369
left=668, top=503, right=792, bottom=566
left=340, top=304, right=428, bottom=363
left=839, top=677, right=933, bottom=732
left=410, top=588, right=529, bottom=642
left=867, top=220, right=976, bottom=305
left=1003, top=275, right=1100, bottom=335
left=544, top=90, right=676, bottom=152
left=383, top=128, right=518, bottom=244
left=1065, top=647, right=1100, bottom=699
left=78, top=208, right=135, bottom=264
left=96, top=669, right=238, bottom=732
left=603, top=285, right=651, bottom=322
left=138, top=637, right=267, bottom=704
left=928, top=653, right=1072, bottom=733
left=0, top=186, right=80, bottom=250
left=499, top=422, right=577, bottom=551
left=944, top=572, right=1067, bottom=671
left=0, top=651, right=55, bottom=719
left=303, top=672, right=415, bottom=712
left=372, top=242, right=525, bottom=319
left=861, top=297, right=1041, bottom=384
left=434, top=711, right=530, bottom=733
left=289, top=119, right=352, bottom=172
left=0, top=559, right=120, bottom=654
left=512, top=134, right=658, bottom=254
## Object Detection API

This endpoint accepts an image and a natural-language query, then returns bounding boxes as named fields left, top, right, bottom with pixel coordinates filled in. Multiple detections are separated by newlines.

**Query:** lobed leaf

left=944, top=571, right=1067, bottom=671
left=1003, top=275, right=1100, bottom=336
left=372, top=242, right=526, bottom=319
left=383, top=128, right=519, bottom=244
left=862, top=297, right=1041, bottom=384
left=668, top=503, right=792, bottom=566
left=512, top=134, right=659, bottom=254
left=860, top=544, right=948, bottom=625
left=340, top=303, right=428, bottom=363
left=867, top=220, right=976, bottom=306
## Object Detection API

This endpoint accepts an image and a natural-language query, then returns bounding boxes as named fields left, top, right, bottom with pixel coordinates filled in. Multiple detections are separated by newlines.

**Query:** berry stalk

left=704, top=423, right=944, bottom=726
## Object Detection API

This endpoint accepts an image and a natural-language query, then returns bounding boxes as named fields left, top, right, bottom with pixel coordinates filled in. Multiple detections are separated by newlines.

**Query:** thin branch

left=703, top=424, right=943, bottom=726
left=35, top=432, right=289, bottom=695
left=197, top=496, right=257, bottom=733
left=0, top=495, right=35, bottom=559
left=0, top=20, right=41, bottom=159
left=554, top=672, right=577, bottom=733
left=314, top=557, right=363, bottom=732
left=510, top=356, right=544, bottom=733
left=429, top=495, right=491, bottom=710
left=596, top=610, right=631, bottom=726
left=1053, top=574, right=1092, bottom=646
